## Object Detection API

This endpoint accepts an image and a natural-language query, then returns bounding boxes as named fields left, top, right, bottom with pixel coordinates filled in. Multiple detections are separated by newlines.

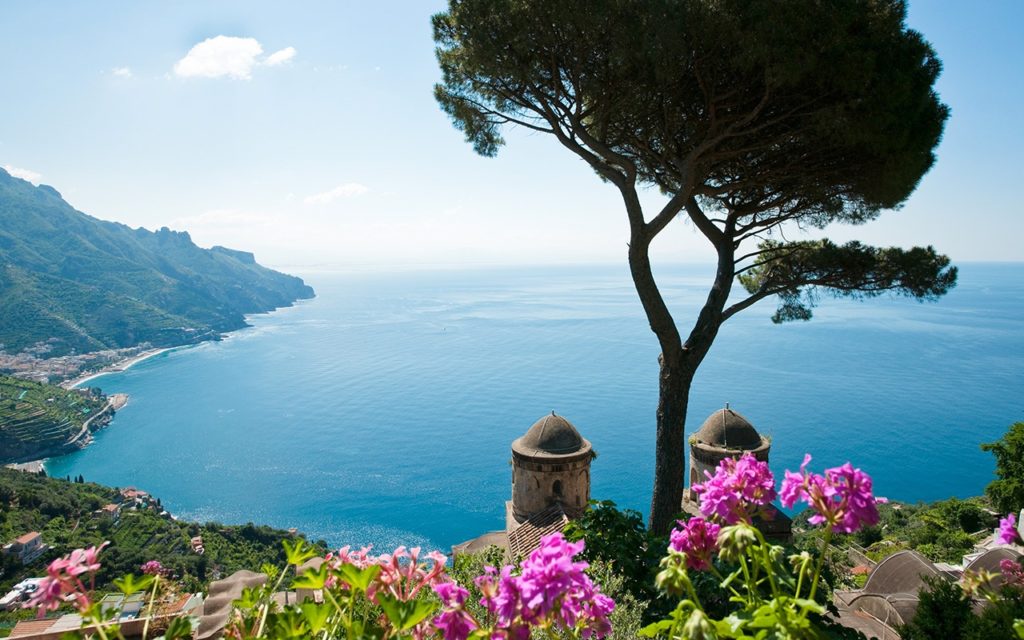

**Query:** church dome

left=512, top=412, right=589, bottom=457
left=694, top=408, right=763, bottom=450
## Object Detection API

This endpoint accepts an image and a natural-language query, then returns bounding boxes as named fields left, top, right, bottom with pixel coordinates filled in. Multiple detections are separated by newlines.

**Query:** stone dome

left=512, top=412, right=590, bottom=457
left=694, top=408, right=763, bottom=450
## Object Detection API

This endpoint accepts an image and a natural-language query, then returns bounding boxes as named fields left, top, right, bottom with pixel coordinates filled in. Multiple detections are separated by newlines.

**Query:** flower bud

left=655, top=552, right=689, bottom=595
left=681, top=609, right=716, bottom=640
left=716, top=524, right=757, bottom=564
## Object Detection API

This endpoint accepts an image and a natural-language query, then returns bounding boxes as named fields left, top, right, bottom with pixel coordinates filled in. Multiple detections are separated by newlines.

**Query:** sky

left=0, top=1, right=1021, bottom=270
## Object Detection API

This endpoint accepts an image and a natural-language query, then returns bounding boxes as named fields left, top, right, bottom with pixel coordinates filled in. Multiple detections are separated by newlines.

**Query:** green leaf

left=349, top=619, right=386, bottom=640
left=337, top=563, right=381, bottom=593
left=113, top=573, right=154, bottom=596
left=376, top=594, right=437, bottom=631
left=270, top=610, right=310, bottom=639
left=163, top=616, right=194, bottom=640
left=300, top=602, right=331, bottom=635
left=233, top=586, right=267, bottom=610
left=292, top=564, right=328, bottom=590
left=792, top=598, right=826, bottom=615
left=639, top=619, right=674, bottom=637
left=283, top=538, right=317, bottom=566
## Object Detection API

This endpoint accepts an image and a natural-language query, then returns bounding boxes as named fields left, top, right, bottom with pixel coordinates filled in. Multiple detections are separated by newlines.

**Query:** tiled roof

left=9, top=619, right=57, bottom=637
left=507, top=505, right=568, bottom=559
left=15, top=532, right=40, bottom=544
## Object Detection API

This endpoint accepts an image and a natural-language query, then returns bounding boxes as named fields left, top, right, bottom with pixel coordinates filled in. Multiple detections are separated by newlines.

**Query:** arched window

left=553, top=480, right=563, bottom=496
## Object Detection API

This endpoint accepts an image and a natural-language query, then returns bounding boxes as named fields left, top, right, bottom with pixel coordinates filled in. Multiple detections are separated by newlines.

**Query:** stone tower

left=687, top=406, right=771, bottom=499
left=684, top=405, right=790, bottom=540
left=508, top=412, right=593, bottom=527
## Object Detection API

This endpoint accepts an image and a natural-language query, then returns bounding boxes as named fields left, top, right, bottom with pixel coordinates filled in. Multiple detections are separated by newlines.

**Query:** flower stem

left=141, top=576, right=160, bottom=640
left=807, top=528, right=833, bottom=605
left=709, top=566, right=743, bottom=599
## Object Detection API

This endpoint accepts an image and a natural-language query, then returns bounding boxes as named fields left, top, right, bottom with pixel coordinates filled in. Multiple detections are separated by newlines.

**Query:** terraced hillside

left=0, top=468, right=321, bottom=597
left=0, top=375, right=107, bottom=463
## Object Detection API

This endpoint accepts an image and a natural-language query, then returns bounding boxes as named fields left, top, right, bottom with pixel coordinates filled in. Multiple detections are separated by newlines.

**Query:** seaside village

left=3, top=408, right=1022, bottom=640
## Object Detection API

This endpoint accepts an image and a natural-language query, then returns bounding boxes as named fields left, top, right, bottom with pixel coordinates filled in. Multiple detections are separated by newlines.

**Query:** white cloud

left=264, top=47, right=296, bottom=67
left=304, top=183, right=369, bottom=205
left=3, top=164, right=42, bottom=184
left=112, top=66, right=133, bottom=78
left=174, top=36, right=264, bottom=80
left=173, top=36, right=298, bottom=80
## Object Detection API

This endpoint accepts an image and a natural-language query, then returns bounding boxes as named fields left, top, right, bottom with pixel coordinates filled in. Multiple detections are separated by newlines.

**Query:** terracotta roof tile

left=508, top=505, right=568, bottom=559
left=9, top=619, right=57, bottom=637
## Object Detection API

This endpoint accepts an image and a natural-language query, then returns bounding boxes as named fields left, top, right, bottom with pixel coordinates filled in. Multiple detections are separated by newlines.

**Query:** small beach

left=63, top=347, right=176, bottom=389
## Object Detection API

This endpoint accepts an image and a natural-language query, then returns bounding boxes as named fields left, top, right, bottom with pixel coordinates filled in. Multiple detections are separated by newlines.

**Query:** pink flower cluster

left=780, top=454, right=883, bottom=534
left=997, top=513, right=1021, bottom=546
left=326, top=544, right=448, bottom=602
left=435, top=533, right=614, bottom=640
left=1000, top=558, right=1024, bottom=589
left=26, top=543, right=108, bottom=614
left=140, top=560, right=165, bottom=576
left=692, top=453, right=777, bottom=524
left=432, top=582, right=476, bottom=640
left=669, top=518, right=721, bottom=571
left=325, top=544, right=448, bottom=640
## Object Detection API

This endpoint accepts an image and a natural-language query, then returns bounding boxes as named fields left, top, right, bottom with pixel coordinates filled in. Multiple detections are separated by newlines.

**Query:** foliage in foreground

left=31, top=452, right=1014, bottom=640
left=794, top=496, right=998, bottom=565
left=982, top=422, right=1024, bottom=515
left=0, top=469, right=318, bottom=595
left=13, top=447, right=1024, bottom=639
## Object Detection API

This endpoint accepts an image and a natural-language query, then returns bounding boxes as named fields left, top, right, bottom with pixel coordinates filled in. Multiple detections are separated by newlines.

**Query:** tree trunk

left=648, top=354, right=695, bottom=535
left=635, top=235, right=735, bottom=535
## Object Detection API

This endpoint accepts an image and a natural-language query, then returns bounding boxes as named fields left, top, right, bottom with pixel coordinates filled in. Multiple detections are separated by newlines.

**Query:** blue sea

left=46, top=263, right=1023, bottom=551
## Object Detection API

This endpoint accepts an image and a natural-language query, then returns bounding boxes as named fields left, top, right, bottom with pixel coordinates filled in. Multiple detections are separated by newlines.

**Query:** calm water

left=46, top=263, right=1023, bottom=551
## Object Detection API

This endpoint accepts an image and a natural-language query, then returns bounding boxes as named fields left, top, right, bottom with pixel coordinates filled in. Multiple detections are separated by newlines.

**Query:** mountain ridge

left=0, top=168, right=314, bottom=356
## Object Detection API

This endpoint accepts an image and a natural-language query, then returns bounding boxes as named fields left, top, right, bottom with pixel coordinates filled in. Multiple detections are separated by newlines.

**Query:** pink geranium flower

left=432, top=583, right=476, bottom=640
left=999, top=558, right=1024, bottom=588
left=669, top=518, right=720, bottom=571
left=780, top=454, right=883, bottom=534
left=140, top=560, right=165, bottom=576
left=692, top=453, right=776, bottom=524
left=443, top=533, right=614, bottom=639
left=25, top=542, right=108, bottom=616
left=997, top=513, right=1021, bottom=546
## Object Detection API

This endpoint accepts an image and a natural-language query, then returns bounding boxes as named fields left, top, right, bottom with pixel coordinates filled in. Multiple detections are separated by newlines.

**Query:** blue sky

left=0, top=1, right=1021, bottom=269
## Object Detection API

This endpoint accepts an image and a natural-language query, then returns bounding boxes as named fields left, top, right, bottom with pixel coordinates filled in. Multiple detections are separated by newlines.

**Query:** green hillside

left=0, top=468, right=320, bottom=596
left=0, top=168, right=314, bottom=356
left=0, top=375, right=108, bottom=464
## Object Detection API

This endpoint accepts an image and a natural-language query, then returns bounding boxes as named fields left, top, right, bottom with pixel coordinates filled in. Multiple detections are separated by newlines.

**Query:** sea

left=45, top=263, right=1023, bottom=552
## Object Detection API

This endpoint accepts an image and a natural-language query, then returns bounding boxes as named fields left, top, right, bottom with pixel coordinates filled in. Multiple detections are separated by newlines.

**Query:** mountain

left=0, top=168, right=314, bottom=355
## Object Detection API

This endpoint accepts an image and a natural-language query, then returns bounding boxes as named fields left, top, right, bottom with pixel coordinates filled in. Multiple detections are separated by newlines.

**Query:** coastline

left=62, top=347, right=176, bottom=389
left=6, top=393, right=129, bottom=474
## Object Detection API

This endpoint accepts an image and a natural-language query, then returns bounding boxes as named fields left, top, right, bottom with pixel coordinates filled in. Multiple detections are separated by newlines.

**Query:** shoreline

left=6, top=393, right=128, bottom=474
left=62, top=347, right=177, bottom=389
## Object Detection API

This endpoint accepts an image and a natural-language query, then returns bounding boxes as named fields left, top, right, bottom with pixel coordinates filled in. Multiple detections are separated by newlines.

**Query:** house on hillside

left=2, top=532, right=48, bottom=565
left=93, top=503, right=121, bottom=522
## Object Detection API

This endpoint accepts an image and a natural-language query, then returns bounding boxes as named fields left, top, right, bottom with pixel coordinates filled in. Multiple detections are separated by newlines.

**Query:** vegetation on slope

left=0, top=375, right=107, bottom=464
left=795, top=496, right=999, bottom=567
left=0, top=168, right=314, bottom=356
left=0, top=468, right=323, bottom=595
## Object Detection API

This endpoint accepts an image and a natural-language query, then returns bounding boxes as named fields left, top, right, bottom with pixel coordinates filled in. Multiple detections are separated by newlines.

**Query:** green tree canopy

left=434, top=0, right=956, bottom=533
left=982, top=422, right=1024, bottom=514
